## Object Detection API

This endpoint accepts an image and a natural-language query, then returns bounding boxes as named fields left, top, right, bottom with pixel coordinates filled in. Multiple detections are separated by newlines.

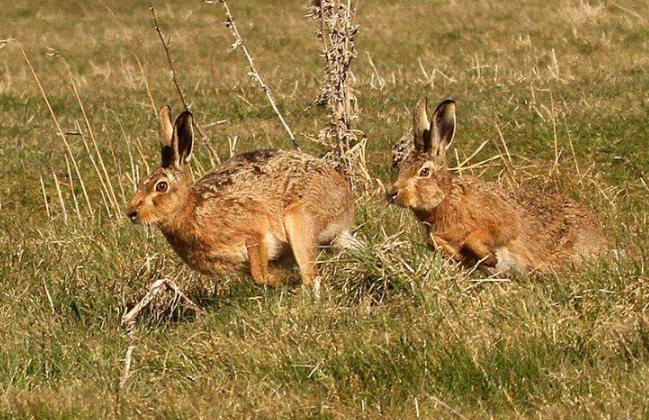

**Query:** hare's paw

left=429, top=234, right=463, bottom=262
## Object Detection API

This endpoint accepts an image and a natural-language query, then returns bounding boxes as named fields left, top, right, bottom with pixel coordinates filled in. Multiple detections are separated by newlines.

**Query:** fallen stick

left=119, top=278, right=201, bottom=391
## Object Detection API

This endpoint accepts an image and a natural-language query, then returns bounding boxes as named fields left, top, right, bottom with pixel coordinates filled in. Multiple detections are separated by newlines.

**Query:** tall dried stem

left=307, top=0, right=369, bottom=188
left=206, top=0, right=300, bottom=150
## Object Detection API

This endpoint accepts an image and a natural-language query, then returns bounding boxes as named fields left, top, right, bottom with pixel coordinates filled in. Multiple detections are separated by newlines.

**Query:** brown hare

left=387, top=97, right=609, bottom=273
left=126, top=106, right=355, bottom=287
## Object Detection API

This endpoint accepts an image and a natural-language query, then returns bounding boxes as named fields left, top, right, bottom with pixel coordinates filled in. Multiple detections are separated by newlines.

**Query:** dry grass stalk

left=206, top=0, right=300, bottom=150
left=150, top=2, right=220, bottom=170
left=52, top=172, right=68, bottom=224
left=65, top=62, right=122, bottom=215
left=550, top=90, right=560, bottom=171
left=0, top=37, right=14, bottom=46
left=102, top=116, right=128, bottom=204
left=119, top=278, right=201, bottom=391
left=64, top=155, right=83, bottom=221
left=102, top=5, right=157, bottom=113
left=77, top=121, right=114, bottom=217
left=17, top=41, right=95, bottom=220
left=641, top=177, right=649, bottom=194
left=39, top=175, right=51, bottom=220
left=307, top=0, right=369, bottom=188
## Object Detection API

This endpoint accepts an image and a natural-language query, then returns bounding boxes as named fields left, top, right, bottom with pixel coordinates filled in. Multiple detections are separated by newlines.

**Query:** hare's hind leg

left=463, top=230, right=497, bottom=267
left=283, top=206, right=318, bottom=286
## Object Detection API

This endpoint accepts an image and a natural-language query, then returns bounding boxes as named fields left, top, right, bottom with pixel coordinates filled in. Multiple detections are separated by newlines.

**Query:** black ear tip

left=175, top=111, right=194, bottom=129
left=434, top=98, right=456, bottom=114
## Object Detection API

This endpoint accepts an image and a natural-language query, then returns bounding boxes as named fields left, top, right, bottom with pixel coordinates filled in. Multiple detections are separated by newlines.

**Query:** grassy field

left=2, top=0, right=649, bottom=418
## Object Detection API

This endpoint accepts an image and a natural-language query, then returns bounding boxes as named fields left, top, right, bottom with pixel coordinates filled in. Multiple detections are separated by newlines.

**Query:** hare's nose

left=386, top=189, right=398, bottom=203
left=126, top=209, right=138, bottom=222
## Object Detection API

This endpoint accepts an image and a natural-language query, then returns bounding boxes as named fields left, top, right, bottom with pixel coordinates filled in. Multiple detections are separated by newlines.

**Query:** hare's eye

left=419, top=167, right=430, bottom=177
left=155, top=181, right=168, bottom=193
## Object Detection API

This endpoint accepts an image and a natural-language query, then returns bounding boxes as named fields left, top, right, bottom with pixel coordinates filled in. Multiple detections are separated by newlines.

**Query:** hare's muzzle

left=385, top=188, right=399, bottom=204
left=125, top=208, right=139, bottom=223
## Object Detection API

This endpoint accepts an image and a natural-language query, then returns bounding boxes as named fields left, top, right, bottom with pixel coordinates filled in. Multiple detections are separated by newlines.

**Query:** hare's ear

left=158, top=105, right=175, bottom=168
left=429, top=99, right=456, bottom=160
left=172, top=111, right=194, bottom=167
left=412, top=97, right=429, bottom=152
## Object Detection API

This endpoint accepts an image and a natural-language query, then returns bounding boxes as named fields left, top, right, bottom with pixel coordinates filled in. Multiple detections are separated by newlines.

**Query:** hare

left=386, top=97, right=609, bottom=273
left=126, top=106, right=354, bottom=287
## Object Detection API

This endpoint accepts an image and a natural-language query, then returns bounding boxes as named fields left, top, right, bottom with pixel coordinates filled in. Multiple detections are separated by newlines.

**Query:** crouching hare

left=126, top=106, right=354, bottom=287
left=387, top=97, right=609, bottom=273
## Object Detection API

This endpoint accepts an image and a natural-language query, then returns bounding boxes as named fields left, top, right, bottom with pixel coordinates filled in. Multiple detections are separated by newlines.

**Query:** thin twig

left=207, top=0, right=300, bottom=150
left=41, top=278, right=56, bottom=314
left=452, top=140, right=489, bottom=170
left=429, top=395, right=469, bottom=420
left=563, top=120, right=580, bottom=175
left=150, top=4, right=188, bottom=108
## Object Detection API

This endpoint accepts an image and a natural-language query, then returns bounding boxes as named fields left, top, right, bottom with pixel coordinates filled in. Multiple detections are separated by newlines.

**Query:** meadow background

left=2, top=0, right=649, bottom=418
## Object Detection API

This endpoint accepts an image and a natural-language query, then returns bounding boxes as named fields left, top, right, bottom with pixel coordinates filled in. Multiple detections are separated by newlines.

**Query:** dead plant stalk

left=307, top=0, right=369, bottom=185
left=206, top=0, right=300, bottom=150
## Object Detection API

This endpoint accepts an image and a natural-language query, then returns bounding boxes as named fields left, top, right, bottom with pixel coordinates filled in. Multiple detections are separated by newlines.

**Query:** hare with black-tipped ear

left=126, top=105, right=355, bottom=288
left=386, top=97, right=609, bottom=273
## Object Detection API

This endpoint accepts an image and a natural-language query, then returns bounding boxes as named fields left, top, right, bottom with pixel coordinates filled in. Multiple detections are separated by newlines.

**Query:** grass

left=1, top=0, right=649, bottom=418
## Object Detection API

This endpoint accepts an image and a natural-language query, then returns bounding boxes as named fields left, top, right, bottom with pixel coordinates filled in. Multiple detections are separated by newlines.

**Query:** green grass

left=1, top=0, right=649, bottom=418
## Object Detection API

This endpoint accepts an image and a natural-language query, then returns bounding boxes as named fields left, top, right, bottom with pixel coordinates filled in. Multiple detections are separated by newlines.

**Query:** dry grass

left=1, top=0, right=648, bottom=418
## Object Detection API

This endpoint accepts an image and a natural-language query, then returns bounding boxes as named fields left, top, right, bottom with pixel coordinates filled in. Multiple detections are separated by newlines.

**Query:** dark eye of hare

left=155, top=181, right=168, bottom=193
left=419, top=167, right=430, bottom=177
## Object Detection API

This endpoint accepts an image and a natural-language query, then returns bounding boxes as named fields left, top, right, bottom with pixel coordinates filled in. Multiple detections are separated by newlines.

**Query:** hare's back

left=515, top=191, right=609, bottom=263
left=194, top=149, right=348, bottom=204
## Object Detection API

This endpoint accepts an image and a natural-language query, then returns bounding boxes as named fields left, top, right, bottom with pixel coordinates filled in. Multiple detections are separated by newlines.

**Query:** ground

left=1, top=0, right=649, bottom=418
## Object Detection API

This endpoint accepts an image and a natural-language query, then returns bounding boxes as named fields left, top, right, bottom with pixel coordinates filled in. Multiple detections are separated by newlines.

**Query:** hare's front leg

left=430, top=233, right=463, bottom=262
left=462, top=230, right=497, bottom=267
left=283, top=205, right=318, bottom=286
left=246, top=234, right=283, bottom=287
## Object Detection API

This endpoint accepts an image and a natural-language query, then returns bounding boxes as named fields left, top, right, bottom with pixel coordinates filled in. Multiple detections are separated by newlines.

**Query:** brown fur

left=387, top=98, right=609, bottom=273
left=126, top=106, right=354, bottom=287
